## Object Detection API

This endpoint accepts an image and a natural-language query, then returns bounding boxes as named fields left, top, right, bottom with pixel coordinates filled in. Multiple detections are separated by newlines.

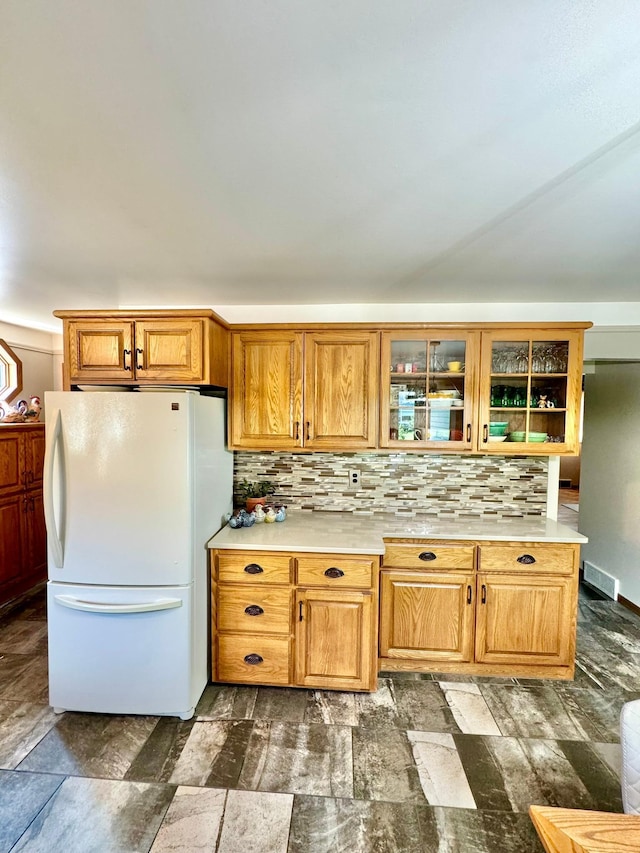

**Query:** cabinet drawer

left=479, top=544, right=576, bottom=575
left=296, top=555, right=374, bottom=589
left=217, top=635, right=290, bottom=685
left=218, top=586, right=291, bottom=634
left=383, top=543, right=475, bottom=570
left=216, top=552, right=292, bottom=584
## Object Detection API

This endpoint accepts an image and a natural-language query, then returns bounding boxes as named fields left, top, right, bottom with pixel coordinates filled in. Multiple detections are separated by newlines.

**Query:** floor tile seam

left=5, top=772, right=65, bottom=853
left=8, top=766, right=181, bottom=791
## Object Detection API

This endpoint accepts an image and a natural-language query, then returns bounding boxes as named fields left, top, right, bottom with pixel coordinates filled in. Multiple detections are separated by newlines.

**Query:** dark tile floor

left=1, top=534, right=638, bottom=850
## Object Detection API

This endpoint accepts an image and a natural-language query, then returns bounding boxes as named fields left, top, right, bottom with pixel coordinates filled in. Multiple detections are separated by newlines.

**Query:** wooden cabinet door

left=134, top=319, right=205, bottom=382
left=230, top=331, right=303, bottom=448
left=23, top=491, right=47, bottom=579
left=475, top=573, right=577, bottom=666
left=0, top=429, right=25, bottom=495
left=304, top=331, right=379, bottom=449
left=0, top=492, right=25, bottom=586
left=67, top=320, right=134, bottom=381
left=477, top=329, right=584, bottom=454
left=295, top=589, right=376, bottom=690
left=24, top=428, right=46, bottom=490
left=379, top=571, right=475, bottom=662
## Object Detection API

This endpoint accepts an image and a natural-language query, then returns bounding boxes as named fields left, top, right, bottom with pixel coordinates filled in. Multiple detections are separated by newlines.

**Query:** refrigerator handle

left=44, top=408, right=65, bottom=568
left=53, top=595, right=183, bottom=614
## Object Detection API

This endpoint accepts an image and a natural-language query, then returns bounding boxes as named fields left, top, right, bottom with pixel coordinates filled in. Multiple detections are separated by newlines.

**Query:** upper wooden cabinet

left=230, top=330, right=379, bottom=450
left=55, top=310, right=229, bottom=388
left=477, top=328, right=584, bottom=454
left=380, top=325, right=586, bottom=454
left=380, top=330, right=480, bottom=449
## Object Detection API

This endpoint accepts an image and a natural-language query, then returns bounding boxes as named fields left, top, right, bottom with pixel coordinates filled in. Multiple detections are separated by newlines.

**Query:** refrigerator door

left=45, top=391, right=198, bottom=587
left=47, top=581, right=201, bottom=718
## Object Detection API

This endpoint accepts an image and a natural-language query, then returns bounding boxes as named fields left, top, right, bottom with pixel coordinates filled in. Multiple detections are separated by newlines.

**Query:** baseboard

left=618, top=594, right=640, bottom=618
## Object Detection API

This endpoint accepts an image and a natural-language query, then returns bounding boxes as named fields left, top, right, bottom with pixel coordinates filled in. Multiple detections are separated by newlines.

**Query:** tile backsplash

left=234, top=452, right=549, bottom=518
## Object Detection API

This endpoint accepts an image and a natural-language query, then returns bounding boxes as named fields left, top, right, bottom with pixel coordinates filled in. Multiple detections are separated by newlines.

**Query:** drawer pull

left=418, top=551, right=437, bottom=562
left=324, top=567, right=345, bottom=579
left=244, top=605, right=264, bottom=616
left=244, top=563, right=264, bottom=574
left=516, top=554, right=536, bottom=565
left=244, top=653, right=263, bottom=665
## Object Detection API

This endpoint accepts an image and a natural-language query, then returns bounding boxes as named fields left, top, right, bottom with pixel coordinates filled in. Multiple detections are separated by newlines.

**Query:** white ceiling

left=1, top=1, right=640, bottom=332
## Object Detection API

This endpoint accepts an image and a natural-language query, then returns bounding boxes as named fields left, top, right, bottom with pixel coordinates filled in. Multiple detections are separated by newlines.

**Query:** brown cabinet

left=477, top=328, right=584, bottom=454
left=0, top=424, right=46, bottom=606
left=230, top=330, right=379, bottom=450
left=381, top=325, right=586, bottom=455
left=379, top=538, right=580, bottom=679
left=211, top=548, right=378, bottom=691
left=380, top=570, right=475, bottom=663
left=55, top=310, right=229, bottom=388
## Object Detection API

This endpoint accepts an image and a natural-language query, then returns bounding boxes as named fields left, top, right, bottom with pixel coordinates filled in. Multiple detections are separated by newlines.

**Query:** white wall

left=580, top=362, right=640, bottom=606
left=0, top=321, right=62, bottom=421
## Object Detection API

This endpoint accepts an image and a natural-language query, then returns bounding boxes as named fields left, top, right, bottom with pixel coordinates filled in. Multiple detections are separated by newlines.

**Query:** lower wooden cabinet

left=295, top=589, right=375, bottom=690
left=379, top=539, right=580, bottom=679
left=474, top=572, right=576, bottom=667
left=380, top=571, right=475, bottom=663
left=211, top=549, right=378, bottom=691
left=0, top=424, right=47, bottom=607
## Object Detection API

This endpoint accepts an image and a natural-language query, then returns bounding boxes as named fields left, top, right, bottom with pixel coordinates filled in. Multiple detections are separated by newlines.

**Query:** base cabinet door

left=295, top=589, right=375, bottom=690
left=475, top=572, right=576, bottom=666
left=379, top=571, right=475, bottom=662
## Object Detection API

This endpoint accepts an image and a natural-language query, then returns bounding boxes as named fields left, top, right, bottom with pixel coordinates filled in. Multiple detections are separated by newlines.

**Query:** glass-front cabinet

left=380, top=331, right=480, bottom=449
left=478, top=329, right=584, bottom=454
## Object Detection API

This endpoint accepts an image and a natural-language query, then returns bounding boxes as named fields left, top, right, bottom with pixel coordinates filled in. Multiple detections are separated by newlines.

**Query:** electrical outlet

left=349, top=470, right=361, bottom=488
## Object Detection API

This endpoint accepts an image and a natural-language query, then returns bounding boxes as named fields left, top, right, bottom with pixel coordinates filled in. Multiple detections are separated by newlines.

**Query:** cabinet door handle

left=324, top=567, right=345, bottom=579
left=244, top=653, right=263, bottom=665
left=466, top=423, right=471, bottom=442
left=418, top=551, right=436, bottom=562
left=306, top=421, right=311, bottom=441
left=135, top=348, right=144, bottom=370
left=294, top=421, right=300, bottom=440
left=244, top=605, right=264, bottom=617
left=299, top=601, right=304, bottom=621
left=22, top=497, right=29, bottom=514
left=517, top=554, right=536, bottom=564
left=123, top=349, right=132, bottom=371
left=483, top=424, right=488, bottom=443
left=467, top=584, right=472, bottom=604
left=481, top=584, right=487, bottom=604
left=244, top=563, right=264, bottom=575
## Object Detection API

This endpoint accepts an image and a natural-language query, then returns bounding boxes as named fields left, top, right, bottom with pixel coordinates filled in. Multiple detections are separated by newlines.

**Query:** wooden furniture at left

left=54, top=309, right=229, bottom=388
left=211, top=548, right=378, bottom=691
left=529, top=805, right=640, bottom=853
left=0, top=424, right=46, bottom=606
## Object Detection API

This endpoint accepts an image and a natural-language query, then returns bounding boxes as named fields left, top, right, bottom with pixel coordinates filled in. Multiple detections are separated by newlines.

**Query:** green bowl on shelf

left=489, top=421, right=509, bottom=435
left=509, top=431, right=525, bottom=442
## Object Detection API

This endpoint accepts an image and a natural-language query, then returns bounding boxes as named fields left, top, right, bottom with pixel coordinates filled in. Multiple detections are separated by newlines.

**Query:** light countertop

left=207, top=511, right=587, bottom=554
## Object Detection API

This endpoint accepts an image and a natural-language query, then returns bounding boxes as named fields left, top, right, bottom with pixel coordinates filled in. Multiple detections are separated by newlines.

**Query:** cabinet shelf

left=490, top=407, right=567, bottom=413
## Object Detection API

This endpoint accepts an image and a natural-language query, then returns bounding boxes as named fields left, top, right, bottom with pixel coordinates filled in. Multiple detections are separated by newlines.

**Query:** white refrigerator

left=43, top=390, right=232, bottom=719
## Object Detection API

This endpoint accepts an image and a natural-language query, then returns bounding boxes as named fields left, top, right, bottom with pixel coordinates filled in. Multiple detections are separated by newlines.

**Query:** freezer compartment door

left=47, top=582, right=204, bottom=718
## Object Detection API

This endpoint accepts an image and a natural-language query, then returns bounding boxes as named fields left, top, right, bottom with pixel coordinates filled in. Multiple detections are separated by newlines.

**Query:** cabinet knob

left=418, top=551, right=436, bottom=562
left=243, top=653, right=263, bottom=665
left=516, top=554, right=536, bottom=565
left=244, top=605, right=264, bottom=617
left=243, top=563, right=264, bottom=574
left=324, top=567, right=345, bottom=578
